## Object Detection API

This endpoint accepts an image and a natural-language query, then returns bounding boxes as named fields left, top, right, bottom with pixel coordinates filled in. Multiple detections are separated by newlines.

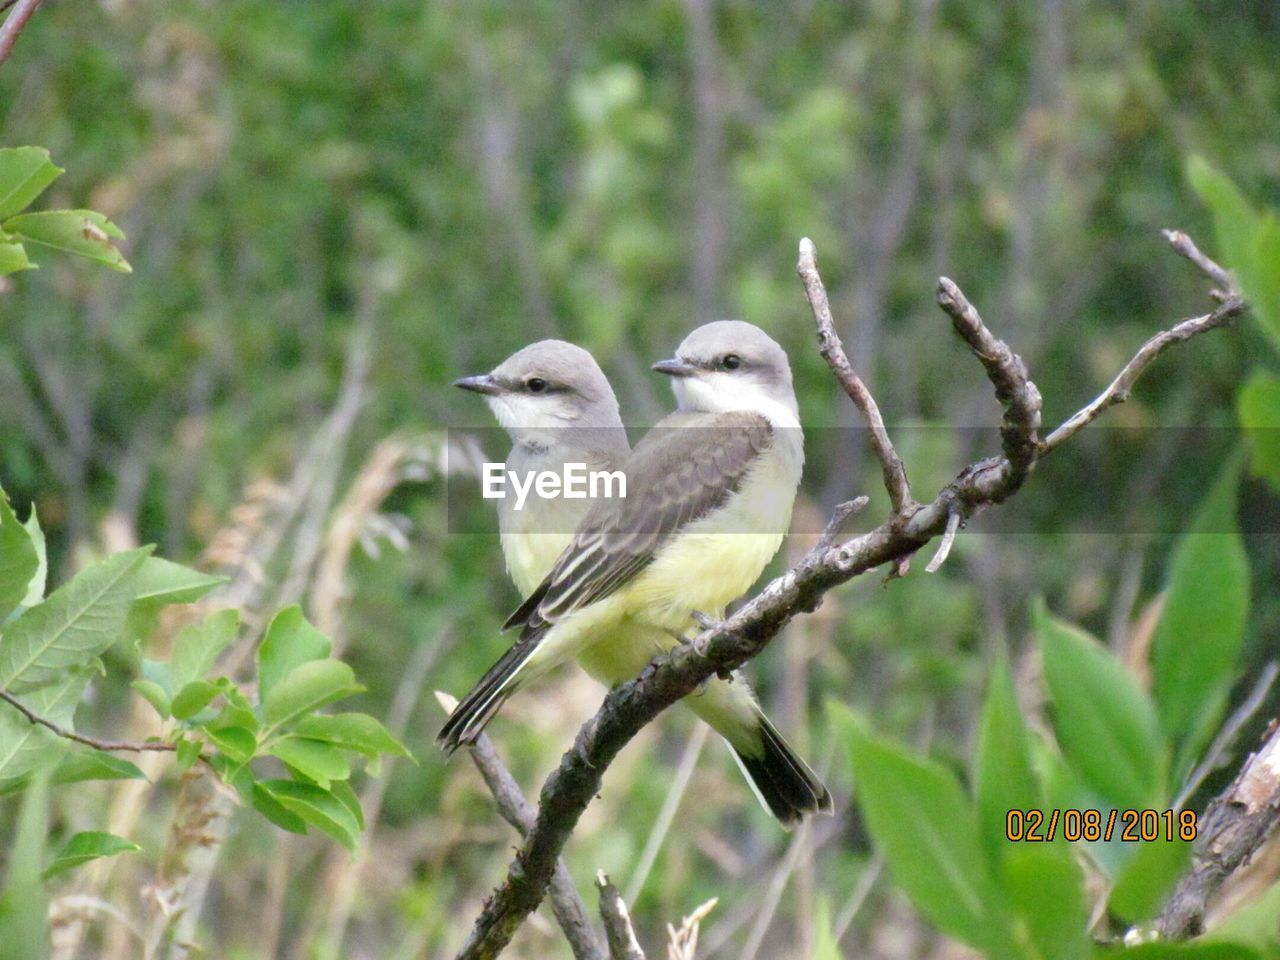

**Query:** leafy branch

left=454, top=229, right=1246, bottom=959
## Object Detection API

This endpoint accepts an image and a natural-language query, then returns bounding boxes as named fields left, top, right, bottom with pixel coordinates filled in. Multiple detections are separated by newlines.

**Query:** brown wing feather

left=506, top=411, right=773, bottom=640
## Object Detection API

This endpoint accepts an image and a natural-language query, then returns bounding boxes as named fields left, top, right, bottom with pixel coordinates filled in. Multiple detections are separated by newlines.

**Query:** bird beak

left=651, top=358, right=698, bottom=378
left=453, top=373, right=502, bottom=395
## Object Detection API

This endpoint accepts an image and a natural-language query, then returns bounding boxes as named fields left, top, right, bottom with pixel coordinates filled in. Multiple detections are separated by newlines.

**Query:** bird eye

left=526, top=377, right=547, bottom=393
left=722, top=354, right=742, bottom=370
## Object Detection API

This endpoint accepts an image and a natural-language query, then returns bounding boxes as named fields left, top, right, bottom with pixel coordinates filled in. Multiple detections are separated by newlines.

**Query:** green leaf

left=0, top=241, right=33, bottom=276
left=269, top=736, right=351, bottom=788
left=829, top=702, right=1009, bottom=955
left=124, top=558, right=227, bottom=646
left=974, top=656, right=1039, bottom=861
left=262, top=659, right=360, bottom=731
left=1003, top=845, right=1089, bottom=960
left=1037, top=603, right=1164, bottom=808
left=204, top=725, right=256, bottom=763
left=1152, top=458, right=1249, bottom=769
left=0, top=146, right=63, bottom=219
left=256, top=779, right=361, bottom=850
left=3, top=209, right=131, bottom=273
left=170, top=680, right=221, bottom=721
left=0, top=546, right=152, bottom=693
left=1239, top=372, right=1280, bottom=489
left=175, top=737, right=201, bottom=772
left=257, top=606, right=331, bottom=702
left=42, top=831, right=140, bottom=880
left=170, top=609, right=238, bottom=689
left=0, top=750, right=147, bottom=798
left=1096, top=942, right=1261, bottom=960
left=20, top=508, right=46, bottom=608
left=1201, top=878, right=1280, bottom=953
left=0, top=487, right=38, bottom=623
left=294, top=712, right=412, bottom=759
left=329, top=778, right=365, bottom=830
left=1108, top=834, right=1192, bottom=922
left=131, top=679, right=171, bottom=720
left=1187, top=156, right=1258, bottom=282
left=1249, top=215, right=1280, bottom=346
left=0, top=666, right=95, bottom=783
left=251, top=781, right=308, bottom=835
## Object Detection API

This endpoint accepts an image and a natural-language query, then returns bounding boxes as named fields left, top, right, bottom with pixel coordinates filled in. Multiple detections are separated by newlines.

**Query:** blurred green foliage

left=0, top=1, right=1278, bottom=957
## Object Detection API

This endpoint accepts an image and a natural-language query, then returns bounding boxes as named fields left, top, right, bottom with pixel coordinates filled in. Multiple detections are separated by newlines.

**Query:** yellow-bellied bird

left=445, top=327, right=830, bottom=825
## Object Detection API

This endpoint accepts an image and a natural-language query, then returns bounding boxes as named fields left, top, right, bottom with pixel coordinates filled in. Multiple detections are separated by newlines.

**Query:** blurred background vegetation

left=1, top=1, right=1279, bottom=958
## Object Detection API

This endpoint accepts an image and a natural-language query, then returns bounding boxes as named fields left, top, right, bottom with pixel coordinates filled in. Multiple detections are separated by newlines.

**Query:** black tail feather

left=733, top=713, right=832, bottom=827
left=437, top=638, right=538, bottom=754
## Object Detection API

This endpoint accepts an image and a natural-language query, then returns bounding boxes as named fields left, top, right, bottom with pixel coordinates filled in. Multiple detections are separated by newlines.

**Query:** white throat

left=672, top=375, right=800, bottom=430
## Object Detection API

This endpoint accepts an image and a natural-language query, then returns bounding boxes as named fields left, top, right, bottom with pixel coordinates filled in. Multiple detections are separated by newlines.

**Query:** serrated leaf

left=1003, top=844, right=1089, bottom=960
left=974, top=656, right=1039, bottom=861
left=170, top=679, right=220, bottom=721
left=1037, top=603, right=1164, bottom=808
left=0, top=147, right=63, bottom=219
left=269, top=736, right=350, bottom=788
left=829, top=702, right=1010, bottom=955
left=257, top=779, right=361, bottom=850
left=294, top=712, right=412, bottom=759
left=0, top=546, right=151, bottom=693
left=3, top=210, right=131, bottom=273
left=0, top=487, right=38, bottom=623
left=257, top=606, right=330, bottom=702
left=131, top=679, right=171, bottom=720
left=42, top=831, right=140, bottom=880
left=205, top=725, right=256, bottom=763
left=170, top=609, right=238, bottom=689
left=1152, top=458, right=1249, bottom=772
left=262, top=659, right=360, bottom=731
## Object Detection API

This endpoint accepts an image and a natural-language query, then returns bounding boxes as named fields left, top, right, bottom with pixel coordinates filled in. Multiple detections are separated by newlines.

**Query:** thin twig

left=453, top=231, right=1242, bottom=959
left=596, top=872, right=646, bottom=960
left=624, top=723, right=709, bottom=905
left=1173, top=662, right=1280, bottom=812
left=436, top=692, right=606, bottom=960
left=924, top=508, right=961, bottom=573
left=0, top=0, right=41, bottom=67
left=797, top=238, right=913, bottom=518
left=832, top=853, right=884, bottom=943
left=0, top=688, right=175, bottom=753
left=1163, top=229, right=1236, bottom=294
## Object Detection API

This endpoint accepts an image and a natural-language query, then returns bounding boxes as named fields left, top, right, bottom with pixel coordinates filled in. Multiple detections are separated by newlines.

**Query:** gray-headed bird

left=445, top=328, right=830, bottom=824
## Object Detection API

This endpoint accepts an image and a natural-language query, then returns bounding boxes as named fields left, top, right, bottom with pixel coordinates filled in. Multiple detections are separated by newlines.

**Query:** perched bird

left=444, top=324, right=831, bottom=825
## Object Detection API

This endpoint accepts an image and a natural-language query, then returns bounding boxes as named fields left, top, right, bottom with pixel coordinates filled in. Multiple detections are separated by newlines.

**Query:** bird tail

left=730, top=710, right=832, bottom=827
left=437, top=636, right=540, bottom=754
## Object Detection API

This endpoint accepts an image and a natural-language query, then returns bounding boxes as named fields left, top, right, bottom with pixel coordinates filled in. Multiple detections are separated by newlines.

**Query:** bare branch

left=453, top=230, right=1243, bottom=959
left=0, top=0, right=41, bottom=67
left=596, top=873, right=646, bottom=960
left=797, top=238, right=913, bottom=518
left=0, top=688, right=175, bottom=754
left=1159, top=720, right=1280, bottom=938
left=1163, top=228, right=1235, bottom=294
left=436, top=692, right=606, bottom=960
left=936, top=277, right=1042, bottom=487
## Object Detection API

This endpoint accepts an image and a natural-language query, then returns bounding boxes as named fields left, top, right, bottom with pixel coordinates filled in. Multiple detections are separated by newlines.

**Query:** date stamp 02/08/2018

left=1005, top=808, right=1198, bottom=844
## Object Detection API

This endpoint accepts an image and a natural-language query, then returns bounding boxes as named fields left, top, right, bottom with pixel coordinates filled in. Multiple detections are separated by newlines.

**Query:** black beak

left=651, top=358, right=698, bottom=378
left=453, top=373, right=502, bottom=395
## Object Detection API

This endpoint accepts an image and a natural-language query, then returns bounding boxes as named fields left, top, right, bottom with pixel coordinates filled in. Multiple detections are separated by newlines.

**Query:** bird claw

left=691, top=610, right=720, bottom=631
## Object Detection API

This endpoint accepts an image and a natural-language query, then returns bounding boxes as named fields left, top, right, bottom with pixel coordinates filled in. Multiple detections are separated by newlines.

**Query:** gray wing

left=503, top=411, right=773, bottom=639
